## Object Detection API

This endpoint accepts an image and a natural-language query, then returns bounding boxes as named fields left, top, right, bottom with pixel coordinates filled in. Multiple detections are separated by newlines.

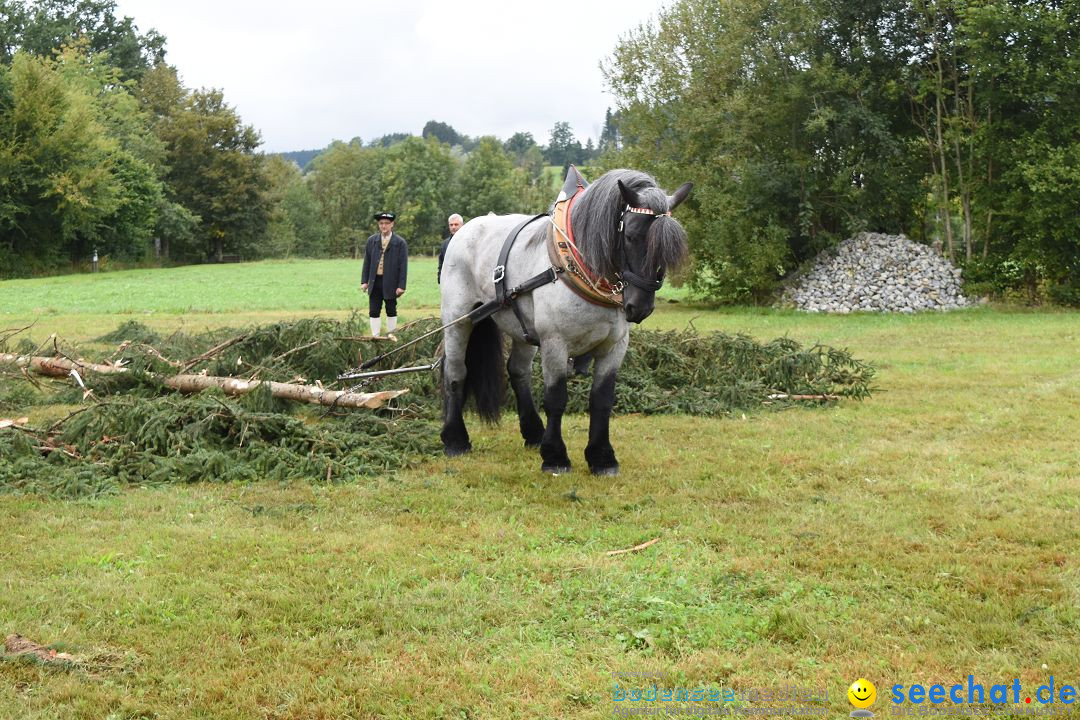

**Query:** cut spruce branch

left=111, top=341, right=184, bottom=368
left=0, top=353, right=406, bottom=410
left=180, top=332, right=249, bottom=371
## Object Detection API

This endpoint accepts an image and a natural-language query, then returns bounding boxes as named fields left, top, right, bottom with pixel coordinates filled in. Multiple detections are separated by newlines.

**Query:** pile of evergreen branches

left=0, top=395, right=438, bottom=498
left=0, top=315, right=873, bottom=497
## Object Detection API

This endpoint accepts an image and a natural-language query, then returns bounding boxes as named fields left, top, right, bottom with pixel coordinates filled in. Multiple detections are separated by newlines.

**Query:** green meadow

left=1, top=259, right=1079, bottom=719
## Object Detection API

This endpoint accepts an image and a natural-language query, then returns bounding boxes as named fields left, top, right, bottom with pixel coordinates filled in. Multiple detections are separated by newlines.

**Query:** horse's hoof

left=541, top=463, right=572, bottom=474
left=523, top=438, right=542, bottom=449
left=444, top=444, right=472, bottom=457
left=590, top=465, right=620, bottom=476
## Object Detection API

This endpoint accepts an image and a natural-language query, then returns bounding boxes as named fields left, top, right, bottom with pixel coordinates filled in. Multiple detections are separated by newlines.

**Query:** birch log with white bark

left=0, top=354, right=406, bottom=410
left=161, top=375, right=407, bottom=409
left=0, top=353, right=127, bottom=376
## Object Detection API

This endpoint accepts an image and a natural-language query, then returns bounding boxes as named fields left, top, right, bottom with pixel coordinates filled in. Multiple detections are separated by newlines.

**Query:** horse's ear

left=617, top=179, right=642, bottom=208
left=667, top=182, right=694, bottom=212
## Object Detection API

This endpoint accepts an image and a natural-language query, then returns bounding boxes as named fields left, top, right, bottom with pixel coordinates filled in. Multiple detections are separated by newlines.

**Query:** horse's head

left=568, top=169, right=693, bottom=323
left=614, top=177, right=693, bottom=323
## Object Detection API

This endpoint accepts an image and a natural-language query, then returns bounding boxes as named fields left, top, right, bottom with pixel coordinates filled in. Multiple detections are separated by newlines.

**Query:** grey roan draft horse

left=439, top=168, right=692, bottom=474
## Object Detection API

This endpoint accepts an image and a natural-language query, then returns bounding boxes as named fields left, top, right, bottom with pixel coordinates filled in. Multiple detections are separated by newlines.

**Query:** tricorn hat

left=374, top=212, right=396, bottom=221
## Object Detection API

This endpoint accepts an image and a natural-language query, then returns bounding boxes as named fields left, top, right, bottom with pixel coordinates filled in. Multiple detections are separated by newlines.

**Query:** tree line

left=603, top=0, right=1080, bottom=304
left=299, top=117, right=614, bottom=258
left=0, top=0, right=610, bottom=276
left=5, top=0, right=1077, bottom=305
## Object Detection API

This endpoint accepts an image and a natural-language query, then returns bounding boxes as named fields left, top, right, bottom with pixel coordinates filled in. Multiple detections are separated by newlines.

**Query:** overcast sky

left=110, top=0, right=669, bottom=153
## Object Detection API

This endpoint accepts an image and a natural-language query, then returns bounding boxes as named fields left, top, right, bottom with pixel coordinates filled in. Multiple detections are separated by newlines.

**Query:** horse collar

left=548, top=186, right=625, bottom=307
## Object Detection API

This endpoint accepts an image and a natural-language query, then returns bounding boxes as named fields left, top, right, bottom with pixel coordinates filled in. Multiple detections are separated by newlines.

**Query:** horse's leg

left=584, top=336, right=628, bottom=476
left=538, top=342, right=572, bottom=473
left=440, top=320, right=472, bottom=456
left=507, top=340, right=544, bottom=447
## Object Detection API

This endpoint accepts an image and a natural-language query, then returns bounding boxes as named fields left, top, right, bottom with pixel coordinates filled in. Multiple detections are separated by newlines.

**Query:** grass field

left=0, top=256, right=690, bottom=318
left=2, top=259, right=1079, bottom=719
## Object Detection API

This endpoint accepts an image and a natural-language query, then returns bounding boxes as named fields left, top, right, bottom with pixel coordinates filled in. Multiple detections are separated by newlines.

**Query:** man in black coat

left=437, top=213, right=464, bottom=284
left=360, top=212, right=408, bottom=337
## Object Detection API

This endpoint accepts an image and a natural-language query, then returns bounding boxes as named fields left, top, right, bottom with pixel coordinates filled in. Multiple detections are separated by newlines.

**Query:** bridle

left=615, top=205, right=671, bottom=293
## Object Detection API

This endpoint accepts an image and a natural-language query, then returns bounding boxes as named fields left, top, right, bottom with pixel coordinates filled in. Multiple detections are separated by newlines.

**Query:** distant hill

left=275, top=149, right=323, bottom=172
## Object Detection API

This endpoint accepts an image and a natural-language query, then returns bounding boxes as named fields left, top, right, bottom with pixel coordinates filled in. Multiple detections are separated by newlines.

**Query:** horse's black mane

left=569, top=169, right=689, bottom=280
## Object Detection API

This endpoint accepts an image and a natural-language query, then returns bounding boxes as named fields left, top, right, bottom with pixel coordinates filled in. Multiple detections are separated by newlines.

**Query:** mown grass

left=1, top=260, right=1079, bottom=719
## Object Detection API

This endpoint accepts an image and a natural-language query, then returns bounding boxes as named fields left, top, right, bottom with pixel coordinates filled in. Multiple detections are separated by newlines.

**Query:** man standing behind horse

left=360, top=212, right=408, bottom=337
left=438, top=213, right=464, bottom=284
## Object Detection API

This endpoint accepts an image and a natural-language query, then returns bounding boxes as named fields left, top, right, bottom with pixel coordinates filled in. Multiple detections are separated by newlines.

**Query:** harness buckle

left=492, top=265, right=505, bottom=284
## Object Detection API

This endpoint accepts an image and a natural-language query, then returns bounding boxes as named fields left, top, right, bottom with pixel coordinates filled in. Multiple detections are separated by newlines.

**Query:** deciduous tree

left=0, top=51, right=131, bottom=275
left=139, top=64, right=267, bottom=262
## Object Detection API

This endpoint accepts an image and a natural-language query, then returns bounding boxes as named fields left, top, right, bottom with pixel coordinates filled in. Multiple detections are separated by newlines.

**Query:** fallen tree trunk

left=161, top=375, right=407, bottom=409
left=0, top=353, right=406, bottom=410
left=0, top=353, right=127, bottom=376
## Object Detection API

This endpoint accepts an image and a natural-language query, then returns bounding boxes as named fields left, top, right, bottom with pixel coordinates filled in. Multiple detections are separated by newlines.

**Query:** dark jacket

left=361, top=233, right=408, bottom=299
left=437, top=234, right=453, bottom=284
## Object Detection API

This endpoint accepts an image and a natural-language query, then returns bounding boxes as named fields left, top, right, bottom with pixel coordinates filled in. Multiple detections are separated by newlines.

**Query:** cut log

left=0, top=353, right=127, bottom=377
left=0, top=354, right=406, bottom=410
left=162, top=375, right=407, bottom=409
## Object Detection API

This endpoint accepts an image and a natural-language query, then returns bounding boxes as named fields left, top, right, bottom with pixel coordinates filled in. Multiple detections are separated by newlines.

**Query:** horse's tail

left=464, top=316, right=505, bottom=423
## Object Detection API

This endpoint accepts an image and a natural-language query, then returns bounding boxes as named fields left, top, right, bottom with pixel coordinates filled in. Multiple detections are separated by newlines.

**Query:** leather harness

left=482, top=167, right=666, bottom=345
left=491, top=213, right=561, bottom=345
left=547, top=184, right=625, bottom=308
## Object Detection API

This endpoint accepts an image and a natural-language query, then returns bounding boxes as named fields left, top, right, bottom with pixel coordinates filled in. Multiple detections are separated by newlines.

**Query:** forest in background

left=2, top=0, right=1078, bottom=304
left=0, top=0, right=614, bottom=271
left=605, top=0, right=1080, bottom=303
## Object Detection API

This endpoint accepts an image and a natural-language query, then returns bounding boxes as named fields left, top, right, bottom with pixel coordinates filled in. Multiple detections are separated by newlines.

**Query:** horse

left=439, top=167, right=692, bottom=475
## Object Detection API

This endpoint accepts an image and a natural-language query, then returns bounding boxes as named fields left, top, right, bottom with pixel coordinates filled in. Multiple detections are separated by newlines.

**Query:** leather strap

left=493, top=214, right=560, bottom=345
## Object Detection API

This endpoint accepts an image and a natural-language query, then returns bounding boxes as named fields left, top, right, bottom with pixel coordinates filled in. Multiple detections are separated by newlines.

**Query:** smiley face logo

left=848, top=678, right=876, bottom=709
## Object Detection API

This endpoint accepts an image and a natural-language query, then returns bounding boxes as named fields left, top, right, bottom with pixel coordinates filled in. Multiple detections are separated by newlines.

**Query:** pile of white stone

left=781, top=232, right=970, bottom=313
